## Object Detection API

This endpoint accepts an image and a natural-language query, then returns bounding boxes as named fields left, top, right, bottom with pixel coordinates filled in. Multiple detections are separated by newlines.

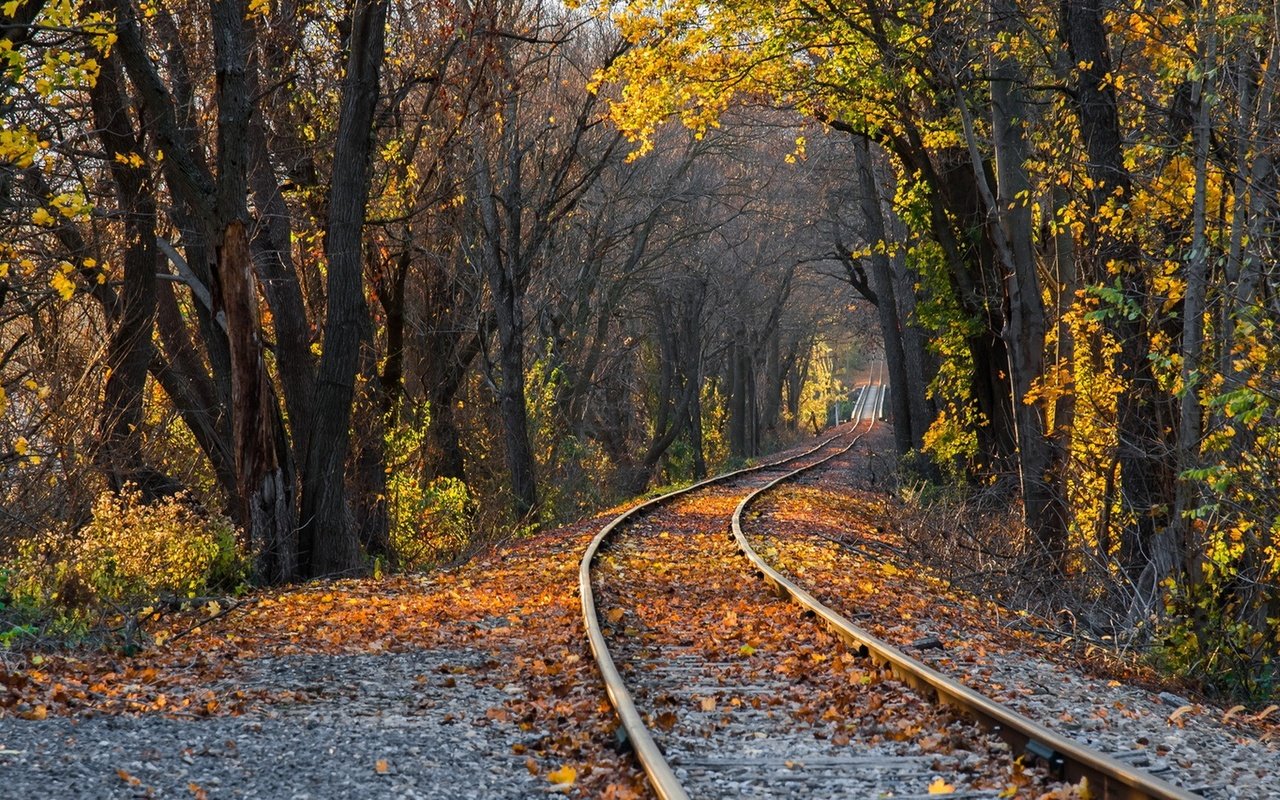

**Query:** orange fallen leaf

left=927, top=776, right=955, bottom=794
left=1222, top=704, right=1246, bottom=723
left=188, top=782, right=209, bottom=800
left=606, top=608, right=624, bottom=624
left=1253, top=704, right=1278, bottom=722
left=700, top=697, right=716, bottom=712
left=547, top=765, right=577, bottom=785
left=20, top=705, right=46, bottom=721
left=116, top=769, right=141, bottom=786
left=375, top=758, right=390, bottom=774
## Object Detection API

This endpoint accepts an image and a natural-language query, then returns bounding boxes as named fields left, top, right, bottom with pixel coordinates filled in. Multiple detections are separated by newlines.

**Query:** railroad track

left=580, top=367, right=1201, bottom=799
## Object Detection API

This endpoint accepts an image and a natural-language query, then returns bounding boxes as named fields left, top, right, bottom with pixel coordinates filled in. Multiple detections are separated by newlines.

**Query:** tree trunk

left=90, top=52, right=172, bottom=499
left=1062, top=0, right=1172, bottom=598
left=987, top=0, right=1065, bottom=563
left=298, top=0, right=389, bottom=576
left=729, top=334, right=748, bottom=457
left=473, top=160, right=540, bottom=519
left=218, top=221, right=297, bottom=583
left=853, top=137, right=914, bottom=454
left=353, top=343, right=392, bottom=561
left=1170, top=2, right=1218, bottom=583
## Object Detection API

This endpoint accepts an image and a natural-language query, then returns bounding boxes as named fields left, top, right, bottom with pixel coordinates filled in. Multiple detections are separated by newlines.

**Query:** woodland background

left=1, top=0, right=1277, bottom=697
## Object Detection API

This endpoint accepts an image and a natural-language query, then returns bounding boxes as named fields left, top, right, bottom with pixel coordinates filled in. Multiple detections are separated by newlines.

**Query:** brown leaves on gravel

left=0, top=514, right=647, bottom=798
left=592, top=480, right=1041, bottom=797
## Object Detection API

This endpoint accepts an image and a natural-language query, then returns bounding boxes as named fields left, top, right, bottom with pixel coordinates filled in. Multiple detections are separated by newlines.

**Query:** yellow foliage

left=11, top=487, right=241, bottom=610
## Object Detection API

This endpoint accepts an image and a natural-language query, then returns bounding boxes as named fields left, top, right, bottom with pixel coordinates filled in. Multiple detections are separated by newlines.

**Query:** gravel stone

left=0, top=648, right=543, bottom=799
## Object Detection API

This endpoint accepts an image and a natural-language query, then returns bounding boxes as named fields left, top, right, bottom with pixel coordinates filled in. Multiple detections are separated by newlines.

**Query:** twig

left=163, top=600, right=242, bottom=645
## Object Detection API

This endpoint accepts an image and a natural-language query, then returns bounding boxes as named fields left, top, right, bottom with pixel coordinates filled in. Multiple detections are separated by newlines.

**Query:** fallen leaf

left=1222, top=704, right=1246, bottom=723
left=20, top=705, right=46, bottom=721
left=187, top=782, right=209, bottom=800
left=1253, top=704, right=1279, bottom=722
left=1167, top=705, right=1194, bottom=726
left=375, top=758, right=390, bottom=774
left=116, top=769, right=141, bottom=786
left=699, top=697, right=716, bottom=712
left=606, top=608, right=624, bottom=624
left=927, top=776, right=955, bottom=794
left=547, top=765, right=577, bottom=785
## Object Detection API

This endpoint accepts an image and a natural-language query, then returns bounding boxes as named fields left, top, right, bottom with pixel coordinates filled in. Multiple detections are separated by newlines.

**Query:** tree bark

left=218, top=222, right=297, bottom=582
left=987, top=0, right=1065, bottom=563
left=852, top=137, right=914, bottom=454
left=90, top=52, right=173, bottom=499
left=298, top=0, right=390, bottom=576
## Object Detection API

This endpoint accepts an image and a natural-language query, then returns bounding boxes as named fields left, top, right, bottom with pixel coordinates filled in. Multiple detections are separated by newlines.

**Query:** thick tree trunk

left=987, top=0, right=1066, bottom=563
left=492, top=285, right=540, bottom=518
left=90, top=53, right=173, bottom=499
left=218, top=222, right=297, bottom=583
left=852, top=137, right=914, bottom=454
left=353, top=344, right=392, bottom=561
left=298, top=0, right=390, bottom=576
left=892, top=255, right=937, bottom=448
left=247, top=110, right=315, bottom=453
left=472, top=164, right=540, bottom=516
left=1062, top=0, right=1173, bottom=597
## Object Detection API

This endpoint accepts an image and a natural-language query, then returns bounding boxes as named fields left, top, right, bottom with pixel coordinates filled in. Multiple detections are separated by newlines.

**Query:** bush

left=7, top=486, right=243, bottom=615
left=391, top=476, right=476, bottom=568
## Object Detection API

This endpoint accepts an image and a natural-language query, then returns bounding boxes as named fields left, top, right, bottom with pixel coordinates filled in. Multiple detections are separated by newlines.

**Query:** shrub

left=391, top=476, right=475, bottom=568
left=8, top=486, right=242, bottom=614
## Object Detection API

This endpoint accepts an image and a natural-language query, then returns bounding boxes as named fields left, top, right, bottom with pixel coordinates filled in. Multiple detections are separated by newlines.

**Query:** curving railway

left=579, top=365, right=1204, bottom=799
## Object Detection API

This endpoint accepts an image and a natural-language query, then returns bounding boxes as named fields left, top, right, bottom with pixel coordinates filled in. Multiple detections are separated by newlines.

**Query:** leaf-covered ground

left=0, top=514, right=647, bottom=798
left=745, top=426, right=1280, bottom=798
left=589, top=450, right=1056, bottom=799
left=2, top=426, right=1276, bottom=798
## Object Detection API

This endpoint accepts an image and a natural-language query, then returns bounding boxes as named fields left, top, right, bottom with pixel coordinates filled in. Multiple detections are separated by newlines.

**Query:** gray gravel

left=0, top=649, right=545, bottom=799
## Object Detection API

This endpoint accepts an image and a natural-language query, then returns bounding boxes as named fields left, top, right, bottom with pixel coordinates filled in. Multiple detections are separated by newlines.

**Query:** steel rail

left=579, top=382, right=877, bottom=800
left=729, top=430, right=1203, bottom=800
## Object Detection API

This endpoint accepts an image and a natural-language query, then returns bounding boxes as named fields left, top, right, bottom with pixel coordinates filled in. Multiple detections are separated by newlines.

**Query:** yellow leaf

left=605, top=608, right=624, bottom=624
left=51, top=271, right=75, bottom=300
left=31, top=207, right=54, bottom=226
left=547, top=765, right=576, bottom=785
left=927, top=777, right=955, bottom=794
